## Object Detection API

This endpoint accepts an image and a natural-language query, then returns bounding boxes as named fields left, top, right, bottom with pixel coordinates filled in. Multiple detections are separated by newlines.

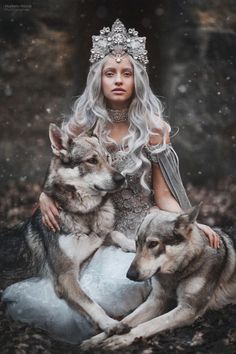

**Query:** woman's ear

left=49, top=124, right=70, bottom=157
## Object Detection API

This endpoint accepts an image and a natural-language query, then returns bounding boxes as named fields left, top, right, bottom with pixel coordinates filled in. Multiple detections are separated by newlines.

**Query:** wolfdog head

left=127, top=205, right=205, bottom=281
left=44, top=124, right=125, bottom=212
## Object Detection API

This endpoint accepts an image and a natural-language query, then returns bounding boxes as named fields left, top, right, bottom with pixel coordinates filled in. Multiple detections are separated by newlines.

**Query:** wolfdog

left=81, top=205, right=236, bottom=350
left=2, top=123, right=135, bottom=334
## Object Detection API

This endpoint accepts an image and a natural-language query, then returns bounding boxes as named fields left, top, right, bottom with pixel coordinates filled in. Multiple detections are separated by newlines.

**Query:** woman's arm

left=149, top=127, right=220, bottom=248
left=149, top=124, right=182, bottom=212
left=152, top=163, right=182, bottom=212
left=152, top=164, right=220, bottom=248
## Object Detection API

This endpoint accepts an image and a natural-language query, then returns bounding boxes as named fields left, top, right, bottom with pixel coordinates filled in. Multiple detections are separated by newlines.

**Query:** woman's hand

left=196, top=223, right=220, bottom=249
left=39, top=192, right=61, bottom=232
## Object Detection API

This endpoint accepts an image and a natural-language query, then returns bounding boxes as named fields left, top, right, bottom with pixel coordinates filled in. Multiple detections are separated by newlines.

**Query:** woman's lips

left=112, top=88, right=126, bottom=93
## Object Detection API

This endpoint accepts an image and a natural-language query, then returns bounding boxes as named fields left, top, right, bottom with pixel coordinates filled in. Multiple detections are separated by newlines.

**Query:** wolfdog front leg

left=81, top=279, right=166, bottom=350
left=121, top=279, right=166, bottom=327
left=55, top=231, right=131, bottom=334
left=101, top=304, right=198, bottom=350
left=56, top=269, right=121, bottom=333
left=109, top=230, right=136, bottom=252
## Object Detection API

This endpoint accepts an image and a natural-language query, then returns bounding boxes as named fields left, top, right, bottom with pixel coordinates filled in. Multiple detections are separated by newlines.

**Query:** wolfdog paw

left=80, top=332, right=107, bottom=351
left=80, top=324, right=131, bottom=351
left=105, top=322, right=131, bottom=336
left=101, top=332, right=135, bottom=350
left=120, top=241, right=136, bottom=253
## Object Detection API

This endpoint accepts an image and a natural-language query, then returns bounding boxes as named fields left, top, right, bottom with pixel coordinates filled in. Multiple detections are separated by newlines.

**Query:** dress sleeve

left=144, top=144, right=192, bottom=211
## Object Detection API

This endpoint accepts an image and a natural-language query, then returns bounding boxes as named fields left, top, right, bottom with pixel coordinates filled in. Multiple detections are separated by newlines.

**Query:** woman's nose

left=115, top=74, right=123, bottom=85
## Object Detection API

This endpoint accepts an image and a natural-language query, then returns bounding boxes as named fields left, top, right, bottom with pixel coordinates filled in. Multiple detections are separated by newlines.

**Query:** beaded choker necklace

left=107, top=108, right=129, bottom=123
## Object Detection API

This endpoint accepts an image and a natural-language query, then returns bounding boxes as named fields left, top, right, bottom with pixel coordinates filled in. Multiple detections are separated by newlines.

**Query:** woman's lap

left=2, top=246, right=150, bottom=344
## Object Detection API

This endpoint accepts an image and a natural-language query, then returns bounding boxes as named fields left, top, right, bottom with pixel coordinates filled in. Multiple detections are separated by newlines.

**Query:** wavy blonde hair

left=62, top=54, right=170, bottom=191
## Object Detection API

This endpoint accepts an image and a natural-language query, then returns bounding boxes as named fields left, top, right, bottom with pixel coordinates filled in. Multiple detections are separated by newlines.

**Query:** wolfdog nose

left=112, top=172, right=125, bottom=185
left=126, top=267, right=140, bottom=281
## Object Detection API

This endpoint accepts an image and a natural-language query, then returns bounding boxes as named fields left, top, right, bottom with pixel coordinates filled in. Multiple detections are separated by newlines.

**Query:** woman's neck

left=107, top=107, right=129, bottom=123
left=106, top=101, right=130, bottom=110
left=105, top=104, right=130, bottom=145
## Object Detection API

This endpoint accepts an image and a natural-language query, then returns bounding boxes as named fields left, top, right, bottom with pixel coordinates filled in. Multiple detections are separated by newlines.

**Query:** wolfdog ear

left=49, top=124, right=70, bottom=157
left=174, top=203, right=202, bottom=238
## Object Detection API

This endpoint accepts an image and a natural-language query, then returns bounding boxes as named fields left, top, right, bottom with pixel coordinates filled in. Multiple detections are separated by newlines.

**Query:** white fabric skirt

left=2, top=246, right=150, bottom=344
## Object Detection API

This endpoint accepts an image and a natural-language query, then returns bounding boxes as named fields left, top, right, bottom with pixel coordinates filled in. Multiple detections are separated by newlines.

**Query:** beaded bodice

left=110, top=149, right=155, bottom=239
left=107, top=142, right=191, bottom=239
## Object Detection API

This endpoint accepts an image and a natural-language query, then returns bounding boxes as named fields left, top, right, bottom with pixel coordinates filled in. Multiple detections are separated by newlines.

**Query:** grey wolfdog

left=81, top=205, right=236, bottom=350
left=2, top=123, right=135, bottom=335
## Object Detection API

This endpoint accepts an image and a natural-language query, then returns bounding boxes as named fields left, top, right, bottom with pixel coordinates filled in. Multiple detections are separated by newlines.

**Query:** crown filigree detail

left=89, top=19, right=149, bottom=67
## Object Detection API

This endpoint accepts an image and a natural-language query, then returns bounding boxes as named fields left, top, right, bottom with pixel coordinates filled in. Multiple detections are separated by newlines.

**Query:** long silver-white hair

left=62, top=54, right=170, bottom=191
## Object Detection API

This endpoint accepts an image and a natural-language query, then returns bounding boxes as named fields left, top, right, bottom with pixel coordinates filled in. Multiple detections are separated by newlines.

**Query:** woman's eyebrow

left=122, top=67, right=133, bottom=72
left=103, top=67, right=116, bottom=71
left=103, top=66, right=133, bottom=72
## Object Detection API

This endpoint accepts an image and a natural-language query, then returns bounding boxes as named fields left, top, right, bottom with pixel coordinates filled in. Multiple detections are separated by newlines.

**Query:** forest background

left=0, top=1, right=235, bottom=353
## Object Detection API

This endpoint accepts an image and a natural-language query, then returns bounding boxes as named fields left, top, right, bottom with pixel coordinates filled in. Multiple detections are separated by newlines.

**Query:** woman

left=40, top=20, right=218, bottom=245
left=3, top=19, right=219, bottom=344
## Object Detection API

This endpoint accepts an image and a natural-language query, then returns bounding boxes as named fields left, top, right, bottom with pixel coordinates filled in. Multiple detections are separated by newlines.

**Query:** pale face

left=101, top=56, right=134, bottom=109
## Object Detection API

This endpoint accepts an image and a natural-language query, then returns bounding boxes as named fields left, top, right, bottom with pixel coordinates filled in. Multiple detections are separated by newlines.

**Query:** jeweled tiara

left=89, top=19, right=149, bottom=67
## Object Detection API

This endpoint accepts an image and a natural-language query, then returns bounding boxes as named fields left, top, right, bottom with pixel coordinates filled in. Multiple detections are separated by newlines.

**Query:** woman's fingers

left=214, top=232, right=220, bottom=249
left=208, top=231, right=214, bottom=248
left=50, top=203, right=60, bottom=217
left=47, top=208, right=60, bottom=231
left=197, top=223, right=220, bottom=249
left=42, top=215, right=52, bottom=230
left=42, top=210, right=60, bottom=232
left=44, top=213, right=56, bottom=232
left=208, top=229, right=220, bottom=249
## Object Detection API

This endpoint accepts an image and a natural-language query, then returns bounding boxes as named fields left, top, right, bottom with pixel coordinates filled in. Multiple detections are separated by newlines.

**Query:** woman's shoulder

left=148, top=122, right=170, bottom=146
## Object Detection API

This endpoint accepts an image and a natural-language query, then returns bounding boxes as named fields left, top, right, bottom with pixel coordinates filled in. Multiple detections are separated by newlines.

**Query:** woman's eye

left=105, top=72, right=113, bottom=77
left=87, top=158, right=98, bottom=165
left=124, top=72, right=132, bottom=77
left=147, top=241, right=159, bottom=249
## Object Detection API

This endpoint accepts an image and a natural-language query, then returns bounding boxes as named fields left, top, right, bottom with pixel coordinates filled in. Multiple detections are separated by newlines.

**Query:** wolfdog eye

left=86, top=157, right=98, bottom=165
left=147, top=240, right=159, bottom=249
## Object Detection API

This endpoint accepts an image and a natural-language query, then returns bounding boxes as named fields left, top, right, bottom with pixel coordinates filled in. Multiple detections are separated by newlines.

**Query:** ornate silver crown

left=89, top=19, right=149, bottom=67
